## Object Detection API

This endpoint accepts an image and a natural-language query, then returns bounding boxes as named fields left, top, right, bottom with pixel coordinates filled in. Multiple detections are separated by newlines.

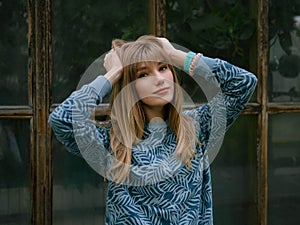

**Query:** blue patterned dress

left=49, top=56, right=257, bottom=225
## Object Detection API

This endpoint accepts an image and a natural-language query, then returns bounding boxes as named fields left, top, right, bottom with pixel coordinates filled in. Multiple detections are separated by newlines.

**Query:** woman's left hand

left=157, top=37, right=176, bottom=58
left=158, top=37, right=187, bottom=68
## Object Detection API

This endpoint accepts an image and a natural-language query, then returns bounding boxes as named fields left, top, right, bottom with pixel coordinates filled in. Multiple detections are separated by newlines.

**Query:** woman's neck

left=143, top=105, right=166, bottom=123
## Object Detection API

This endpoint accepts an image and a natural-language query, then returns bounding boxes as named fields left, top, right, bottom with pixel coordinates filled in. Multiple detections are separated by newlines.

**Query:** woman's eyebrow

left=136, top=63, right=151, bottom=71
left=137, top=66, right=148, bottom=70
left=158, top=61, right=168, bottom=66
left=136, top=62, right=164, bottom=71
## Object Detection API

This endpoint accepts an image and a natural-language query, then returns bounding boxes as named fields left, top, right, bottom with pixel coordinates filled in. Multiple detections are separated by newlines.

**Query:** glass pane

left=52, top=0, right=150, bottom=103
left=0, top=0, right=28, bottom=105
left=211, top=116, right=257, bottom=225
left=53, top=138, right=106, bottom=225
left=269, top=1, right=300, bottom=102
left=166, top=0, right=257, bottom=102
left=268, top=114, right=300, bottom=225
left=0, top=120, right=30, bottom=225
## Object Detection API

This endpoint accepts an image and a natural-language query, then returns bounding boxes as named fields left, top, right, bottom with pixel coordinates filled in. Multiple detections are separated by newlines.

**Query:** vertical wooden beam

left=150, top=0, right=166, bottom=37
left=247, top=1, right=259, bottom=224
left=28, top=0, right=52, bottom=224
left=249, top=0, right=258, bottom=75
left=257, top=0, right=269, bottom=225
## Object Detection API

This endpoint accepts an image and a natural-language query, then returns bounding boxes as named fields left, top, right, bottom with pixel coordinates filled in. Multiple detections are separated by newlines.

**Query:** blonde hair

left=109, top=35, right=197, bottom=183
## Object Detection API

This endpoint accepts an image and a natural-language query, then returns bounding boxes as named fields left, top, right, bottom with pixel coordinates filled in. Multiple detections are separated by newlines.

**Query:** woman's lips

left=153, top=87, right=170, bottom=95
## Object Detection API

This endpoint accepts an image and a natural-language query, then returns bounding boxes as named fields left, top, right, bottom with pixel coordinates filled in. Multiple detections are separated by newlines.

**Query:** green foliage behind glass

left=0, top=0, right=28, bottom=105
left=167, top=0, right=255, bottom=67
left=52, top=0, right=149, bottom=102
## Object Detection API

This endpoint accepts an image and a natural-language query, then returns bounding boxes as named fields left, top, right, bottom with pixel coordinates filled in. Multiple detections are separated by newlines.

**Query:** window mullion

left=29, top=0, right=53, bottom=224
left=150, top=0, right=166, bottom=36
left=257, top=1, right=269, bottom=225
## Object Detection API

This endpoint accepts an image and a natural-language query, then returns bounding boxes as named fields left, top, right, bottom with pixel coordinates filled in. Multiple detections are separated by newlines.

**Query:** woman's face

left=134, top=61, right=174, bottom=108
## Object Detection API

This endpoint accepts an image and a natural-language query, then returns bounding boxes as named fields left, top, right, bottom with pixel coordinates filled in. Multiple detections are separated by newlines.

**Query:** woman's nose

left=154, top=72, right=165, bottom=86
left=155, top=78, right=164, bottom=86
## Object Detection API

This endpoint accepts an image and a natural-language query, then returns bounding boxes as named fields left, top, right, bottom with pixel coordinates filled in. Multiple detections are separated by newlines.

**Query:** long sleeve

left=185, top=55, right=257, bottom=152
left=201, top=56, right=257, bottom=126
left=48, top=76, right=112, bottom=165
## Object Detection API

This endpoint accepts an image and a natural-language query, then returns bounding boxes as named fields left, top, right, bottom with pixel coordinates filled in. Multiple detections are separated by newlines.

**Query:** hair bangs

left=121, top=41, right=170, bottom=68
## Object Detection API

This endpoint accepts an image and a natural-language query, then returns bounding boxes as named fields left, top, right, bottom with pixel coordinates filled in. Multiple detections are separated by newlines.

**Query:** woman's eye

left=138, top=73, right=148, bottom=78
left=159, top=65, right=168, bottom=71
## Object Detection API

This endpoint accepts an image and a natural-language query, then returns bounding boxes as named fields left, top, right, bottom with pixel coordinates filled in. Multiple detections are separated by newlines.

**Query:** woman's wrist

left=169, top=49, right=201, bottom=75
left=178, top=51, right=202, bottom=75
left=104, top=67, right=122, bottom=85
left=189, top=53, right=201, bottom=75
left=169, top=49, right=187, bottom=68
left=183, top=52, right=196, bottom=73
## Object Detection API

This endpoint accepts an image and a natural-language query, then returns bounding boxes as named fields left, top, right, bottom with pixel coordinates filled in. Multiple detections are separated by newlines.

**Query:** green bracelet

left=183, top=51, right=196, bottom=73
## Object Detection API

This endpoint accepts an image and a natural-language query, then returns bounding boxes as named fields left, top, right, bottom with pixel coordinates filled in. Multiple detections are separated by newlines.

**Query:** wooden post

left=28, top=0, right=52, bottom=224
left=150, top=0, right=166, bottom=37
left=257, top=0, right=269, bottom=224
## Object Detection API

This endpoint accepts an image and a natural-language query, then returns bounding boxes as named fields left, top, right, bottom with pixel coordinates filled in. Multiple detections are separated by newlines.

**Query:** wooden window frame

left=28, top=0, right=52, bottom=224
left=0, top=0, right=300, bottom=225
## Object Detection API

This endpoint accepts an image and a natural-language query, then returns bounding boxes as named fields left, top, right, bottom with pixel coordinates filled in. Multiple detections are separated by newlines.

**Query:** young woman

left=49, top=35, right=257, bottom=225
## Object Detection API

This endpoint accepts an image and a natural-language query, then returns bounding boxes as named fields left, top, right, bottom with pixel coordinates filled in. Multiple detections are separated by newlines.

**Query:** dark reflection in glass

left=0, top=119, right=30, bottom=225
left=211, top=116, right=257, bottom=225
left=52, top=0, right=150, bottom=103
left=268, top=114, right=300, bottom=225
left=0, top=0, right=28, bottom=105
left=269, top=1, right=300, bottom=102
left=166, top=0, right=257, bottom=103
left=53, top=137, right=106, bottom=225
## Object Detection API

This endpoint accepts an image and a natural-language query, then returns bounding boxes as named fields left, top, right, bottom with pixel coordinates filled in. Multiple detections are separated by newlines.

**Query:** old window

left=0, top=1, right=299, bottom=225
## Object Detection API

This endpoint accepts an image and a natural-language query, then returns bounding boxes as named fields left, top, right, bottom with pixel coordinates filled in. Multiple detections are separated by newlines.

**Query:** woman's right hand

left=103, top=49, right=123, bottom=84
left=104, top=49, right=122, bottom=72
